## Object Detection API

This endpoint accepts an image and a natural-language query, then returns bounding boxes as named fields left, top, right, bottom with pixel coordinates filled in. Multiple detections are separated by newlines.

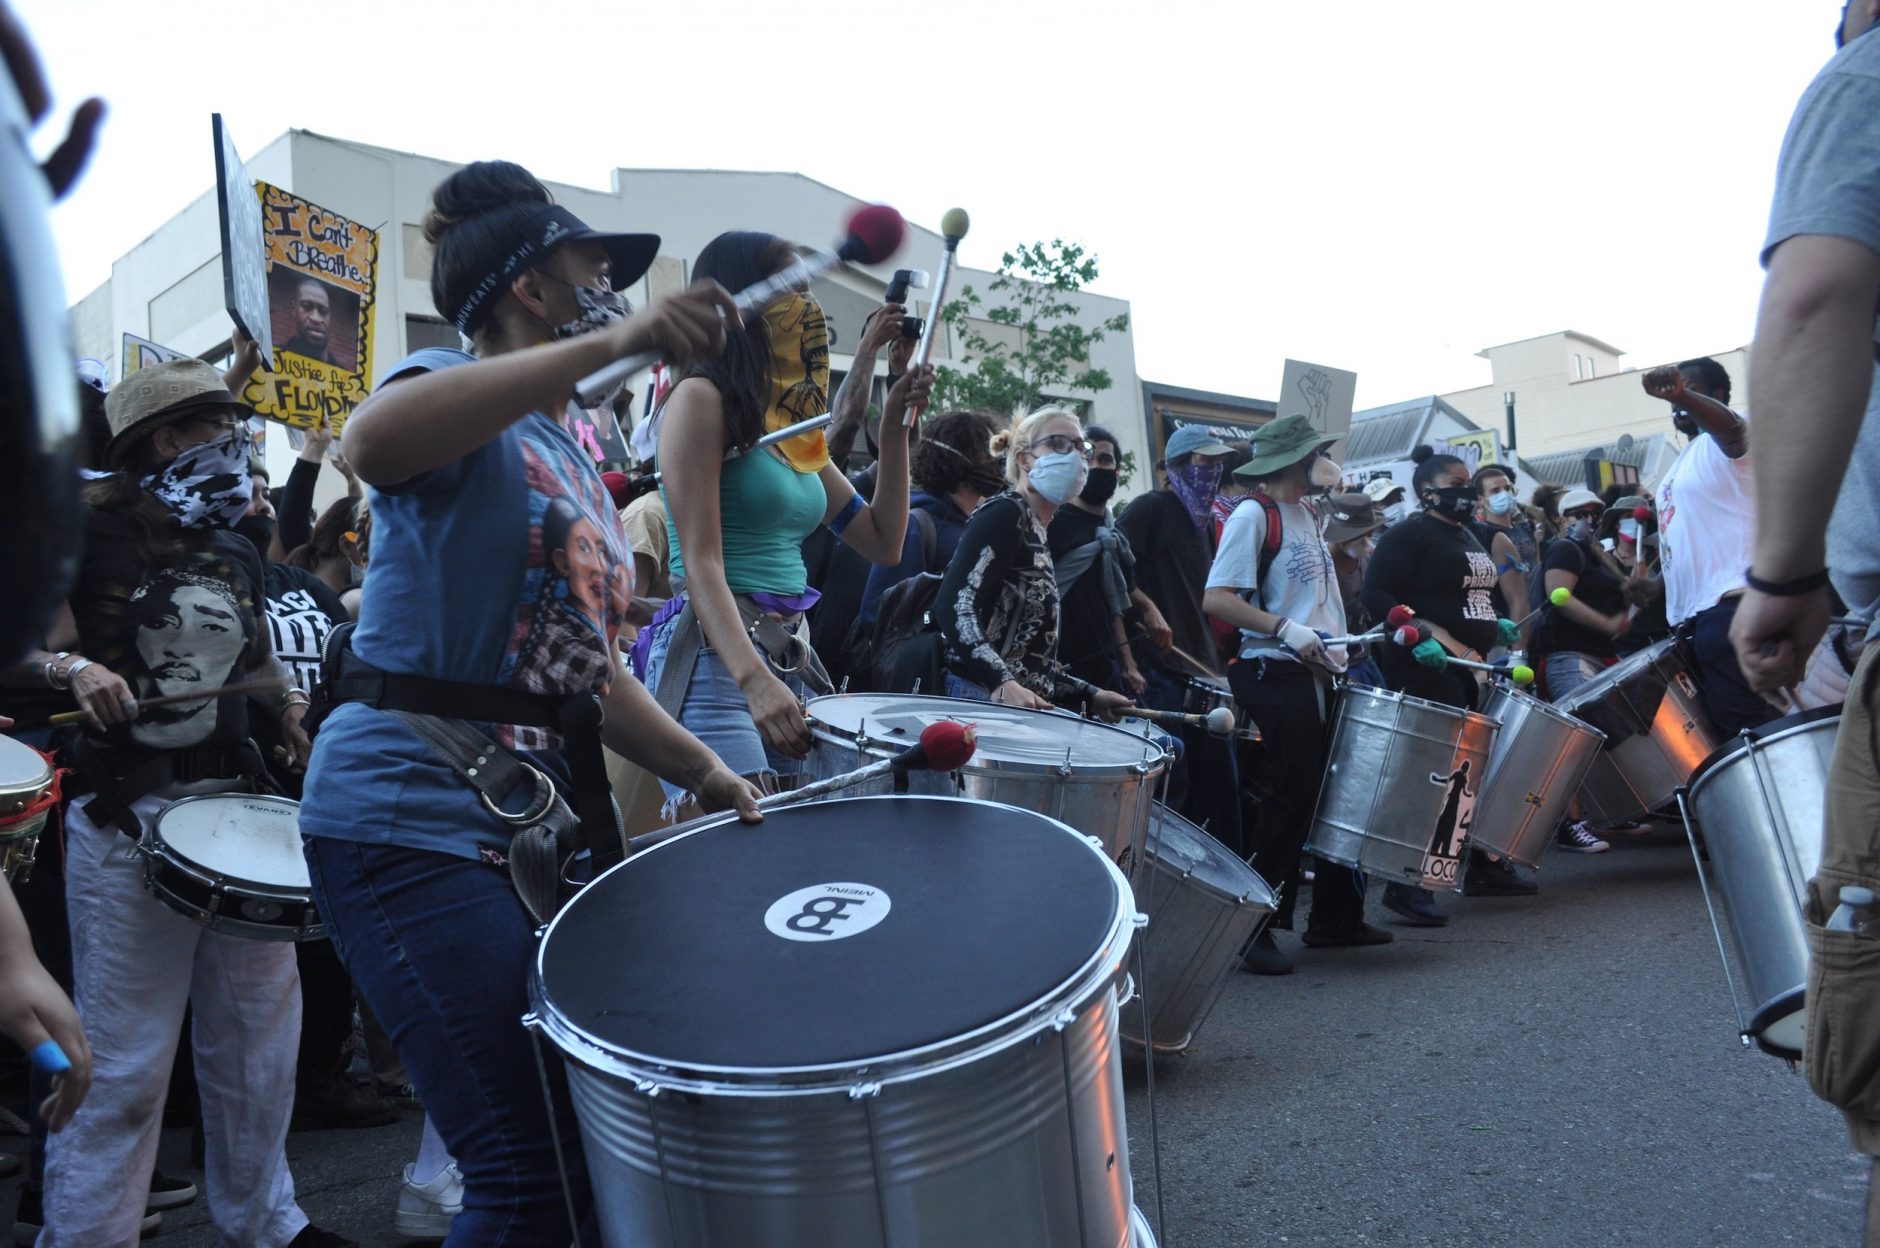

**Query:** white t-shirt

left=1655, top=426, right=1755, bottom=625
left=1205, top=497, right=1347, bottom=663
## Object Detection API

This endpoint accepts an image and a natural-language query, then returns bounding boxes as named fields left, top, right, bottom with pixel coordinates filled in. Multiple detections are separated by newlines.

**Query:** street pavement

left=3, top=828, right=1864, bottom=1246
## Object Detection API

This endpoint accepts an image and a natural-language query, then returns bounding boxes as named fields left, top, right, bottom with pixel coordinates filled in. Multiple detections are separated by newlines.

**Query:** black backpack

left=855, top=509, right=945, bottom=694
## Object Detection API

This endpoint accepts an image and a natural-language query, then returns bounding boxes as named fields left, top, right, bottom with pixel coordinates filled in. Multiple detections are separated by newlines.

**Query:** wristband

left=55, top=657, right=93, bottom=691
left=1745, top=567, right=1831, bottom=598
left=42, top=651, right=69, bottom=689
left=282, top=691, right=312, bottom=711
left=29, top=1040, right=70, bottom=1075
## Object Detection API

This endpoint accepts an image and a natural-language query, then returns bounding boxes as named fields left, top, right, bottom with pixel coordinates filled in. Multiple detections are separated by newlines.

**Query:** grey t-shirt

left=1763, top=29, right=1880, bottom=639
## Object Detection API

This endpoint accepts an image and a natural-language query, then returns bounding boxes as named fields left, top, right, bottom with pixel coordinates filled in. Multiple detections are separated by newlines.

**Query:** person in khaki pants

left=1733, top=5, right=1880, bottom=1242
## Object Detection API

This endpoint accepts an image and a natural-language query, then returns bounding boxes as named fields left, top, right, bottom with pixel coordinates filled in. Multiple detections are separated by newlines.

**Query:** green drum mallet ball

left=1510, top=665, right=1536, bottom=686
left=1549, top=587, right=1572, bottom=606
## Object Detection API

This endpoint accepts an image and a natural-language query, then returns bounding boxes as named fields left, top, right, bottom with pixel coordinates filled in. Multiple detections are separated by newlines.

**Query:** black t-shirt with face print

left=69, top=506, right=269, bottom=754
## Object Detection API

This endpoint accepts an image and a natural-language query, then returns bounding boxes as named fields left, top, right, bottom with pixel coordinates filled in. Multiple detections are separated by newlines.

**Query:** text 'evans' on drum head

left=539, top=796, right=1123, bottom=1072
left=155, top=795, right=309, bottom=888
left=807, top=693, right=1153, bottom=768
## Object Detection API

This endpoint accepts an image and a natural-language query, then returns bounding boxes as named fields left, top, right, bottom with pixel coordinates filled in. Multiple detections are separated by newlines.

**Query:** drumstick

left=1126, top=705, right=1237, bottom=736
left=48, top=676, right=291, bottom=726
left=648, top=413, right=837, bottom=482
left=573, top=204, right=907, bottom=408
left=1510, top=586, right=1573, bottom=633
left=904, top=208, right=970, bottom=425
left=626, top=721, right=978, bottom=855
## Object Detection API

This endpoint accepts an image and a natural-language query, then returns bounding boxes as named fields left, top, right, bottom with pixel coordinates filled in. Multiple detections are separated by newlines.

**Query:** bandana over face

left=143, top=426, right=255, bottom=530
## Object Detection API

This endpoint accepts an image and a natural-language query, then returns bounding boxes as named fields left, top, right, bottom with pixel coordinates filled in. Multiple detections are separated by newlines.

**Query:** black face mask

left=969, top=468, right=1008, bottom=498
left=234, top=512, right=277, bottom=558
left=1079, top=467, right=1119, bottom=505
left=1427, top=485, right=1477, bottom=521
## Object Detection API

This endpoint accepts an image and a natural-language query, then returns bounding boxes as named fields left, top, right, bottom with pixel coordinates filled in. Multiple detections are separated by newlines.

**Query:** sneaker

left=395, top=1162, right=464, bottom=1241
left=287, top=1225, right=360, bottom=1248
left=1556, top=822, right=1611, bottom=854
left=375, top=1078, right=425, bottom=1111
left=146, top=1169, right=198, bottom=1211
left=1239, top=930, right=1295, bottom=976
left=1300, top=920, right=1395, bottom=947
left=1381, top=881, right=1449, bottom=927
left=13, top=1187, right=161, bottom=1245
left=292, top=1073, right=402, bottom=1131
left=1464, top=851, right=1540, bottom=897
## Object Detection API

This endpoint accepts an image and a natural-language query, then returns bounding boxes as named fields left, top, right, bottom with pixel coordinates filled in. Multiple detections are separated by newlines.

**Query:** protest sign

left=239, top=182, right=378, bottom=432
left=1444, top=429, right=1501, bottom=474
left=564, top=403, right=633, bottom=465
left=212, top=116, right=271, bottom=362
left=1278, top=359, right=1358, bottom=443
left=121, top=334, right=189, bottom=379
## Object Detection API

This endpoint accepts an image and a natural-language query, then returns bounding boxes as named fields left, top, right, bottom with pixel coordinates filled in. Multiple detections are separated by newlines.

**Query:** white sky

left=18, top=0, right=1837, bottom=411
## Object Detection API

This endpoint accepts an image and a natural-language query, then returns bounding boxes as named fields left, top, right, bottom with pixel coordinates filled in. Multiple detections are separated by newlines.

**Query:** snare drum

left=1470, top=685, right=1606, bottom=868
left=1553, top=638, right=1723, bottom=822
left=1124, top=803, right=1275, bottom=1054
left=1306, top=686, right=1498, bottom=891
left=0, top=736, right=54, bottom=882
left=1687, top=708, right=1839, bottom=1059
left=802, top=694, right=1168, bottom=868
left=144, top=795, right=323, bottom=941
left=1182, top=675, right=1234, bottom=717
left=529, top=795, right=1141, bottom=1248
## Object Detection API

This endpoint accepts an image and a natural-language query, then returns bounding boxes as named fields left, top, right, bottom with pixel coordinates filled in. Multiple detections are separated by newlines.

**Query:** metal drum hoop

left=804, top=694, right=1169, bottom=781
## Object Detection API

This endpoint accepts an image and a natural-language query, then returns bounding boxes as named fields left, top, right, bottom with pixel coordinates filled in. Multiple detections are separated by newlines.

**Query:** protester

left=302, top=159, right=764, bottom=1245
left=1471, top=464, right=1536, bottom=642
left=276, top=422, right=361, bottom=561
left=644, top=230, right=926, bottom=812
left=1205, top=415, right=1387, bottom=971
left=284, top=495, right=369, bottom=619
left=1365, top=474, right=1408, bottom=526
left=933, top=407, right=1131, bottom=717
left=1118, top=425, right=1234, bottom=706
left=1529, top=482, right=1567, bottom=544
left=4, top=356, right=346, bottom=1247
left=1644, top=357, right=1777, bottom=735
left=1048, top=426, right=1146, bottom=695
left=1730, top=11, right=1880, bottom=1223
left=1362, top=446, right=1532, bottom=924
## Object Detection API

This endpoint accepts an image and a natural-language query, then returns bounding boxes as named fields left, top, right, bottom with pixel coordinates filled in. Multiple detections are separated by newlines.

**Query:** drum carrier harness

left=308, top=622, right=619, bottom=923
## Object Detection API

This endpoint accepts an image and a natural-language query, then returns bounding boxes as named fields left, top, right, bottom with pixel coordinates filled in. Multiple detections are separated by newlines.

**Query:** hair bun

left=422, top=160, right=551, bottom=245
left=1410, top=445, right=1436, bottom=465
left=988, top=429, right=1016, bottom=456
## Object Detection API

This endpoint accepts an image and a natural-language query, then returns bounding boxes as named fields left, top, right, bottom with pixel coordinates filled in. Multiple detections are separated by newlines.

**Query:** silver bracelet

left=42, top=652, right=69, bottom=689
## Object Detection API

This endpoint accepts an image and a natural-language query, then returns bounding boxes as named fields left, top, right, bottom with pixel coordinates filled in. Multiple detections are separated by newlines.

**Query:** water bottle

left=1827, top=885, right=1877, bottom=934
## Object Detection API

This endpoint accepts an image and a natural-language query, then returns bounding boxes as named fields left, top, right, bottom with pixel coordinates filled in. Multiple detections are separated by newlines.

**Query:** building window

left=1586, top=357, right=1596, bottom=378
left=1572, top=354, right=1583, bottom=380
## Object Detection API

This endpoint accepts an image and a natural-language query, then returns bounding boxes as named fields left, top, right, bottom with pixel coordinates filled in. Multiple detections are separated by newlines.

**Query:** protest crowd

left=4, top=2, right=1880, bottom=1245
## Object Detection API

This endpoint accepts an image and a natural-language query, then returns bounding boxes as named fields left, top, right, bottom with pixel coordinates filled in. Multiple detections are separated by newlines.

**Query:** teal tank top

left=664, top=449, right=828, bottom=594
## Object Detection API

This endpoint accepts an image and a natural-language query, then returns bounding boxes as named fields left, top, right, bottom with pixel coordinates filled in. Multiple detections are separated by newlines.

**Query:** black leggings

left=1229, top=658, right=1364, bottom=931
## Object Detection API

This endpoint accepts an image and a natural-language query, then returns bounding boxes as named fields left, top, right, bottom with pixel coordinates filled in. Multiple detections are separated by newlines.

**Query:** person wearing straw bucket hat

left=1205, top=415, right=1393, bottom=973
left=19, top=354, right=354, bottom=1246
left=1364, top=473, right=1409, bottom=526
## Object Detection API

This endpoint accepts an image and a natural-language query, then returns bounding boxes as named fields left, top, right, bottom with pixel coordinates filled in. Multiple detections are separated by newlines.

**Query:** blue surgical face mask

left=1027, top=450, right=1089, bottom=505
left=1486, top=490, right=1518, bottom=517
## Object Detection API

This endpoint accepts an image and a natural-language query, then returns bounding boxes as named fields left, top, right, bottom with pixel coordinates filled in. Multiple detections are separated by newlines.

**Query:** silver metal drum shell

left=1470, top=686, right=1606, bottom=868
left=559, top=980, right=1134, bottom=1248
left=801, top=721, right=1164, bottom=870
left=1122, top=809, right=1276, bottom=1053
left=1306, top=687, right=1498, bottom=890
left=1555, top=639, right=1723, bottom=821
left=1688, top=711, right=1839, bottom=1058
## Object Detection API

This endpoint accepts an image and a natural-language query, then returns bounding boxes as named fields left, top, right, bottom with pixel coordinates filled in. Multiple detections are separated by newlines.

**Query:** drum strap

left=71, top=739, right=264, bottom=838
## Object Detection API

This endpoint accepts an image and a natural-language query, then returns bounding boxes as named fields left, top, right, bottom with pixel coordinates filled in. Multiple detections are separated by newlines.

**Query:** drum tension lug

left=1051, top=1008, right=1077, bottom=1033
left=634, top=1079, right=663, bottom=1098
left=848, top=1081, right=882, bottom=1100
left=1131, top=911, right=1149, bottom=931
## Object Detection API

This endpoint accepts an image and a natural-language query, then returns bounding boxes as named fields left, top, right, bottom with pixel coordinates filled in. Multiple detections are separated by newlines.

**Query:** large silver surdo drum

left=1554, top=638, right=1723, bottom=822
left=1470, top=685, right=1607, bottom=869
left=1306, top=686, right=1498, bottom=892
left=1687, top=708, right=1840, bottom=1059
left=802, top=694, right=1167, bottom=867
left=528, top=795, right=1143, bottom=1248
left=1123, top=803, right=1276, bottom=1054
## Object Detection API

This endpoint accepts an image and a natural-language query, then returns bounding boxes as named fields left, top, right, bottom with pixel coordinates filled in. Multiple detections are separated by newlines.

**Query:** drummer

left=933, top=407, right=1133, bottom=718
left=5, top=357, right=341, bottom=1246
left=1205, top=414, right=1391, bottom=973
left=1361, top=445, right=1533, bottom=925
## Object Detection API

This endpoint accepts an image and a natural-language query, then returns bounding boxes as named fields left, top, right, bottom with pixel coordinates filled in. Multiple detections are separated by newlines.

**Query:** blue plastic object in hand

left=29, top=1040, right=69, bottom=1075
left=1413, top=639, right=1449, bottom=669
left=1496, top=617, right=1520, bottom=646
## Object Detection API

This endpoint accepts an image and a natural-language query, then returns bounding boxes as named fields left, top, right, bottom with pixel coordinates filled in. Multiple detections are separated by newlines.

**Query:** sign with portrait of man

left=240, top=182, right=379, bottom=433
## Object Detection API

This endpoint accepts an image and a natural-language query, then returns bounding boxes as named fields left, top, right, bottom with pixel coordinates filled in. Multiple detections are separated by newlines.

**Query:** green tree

left=930, top=239, right=1131, bottom=426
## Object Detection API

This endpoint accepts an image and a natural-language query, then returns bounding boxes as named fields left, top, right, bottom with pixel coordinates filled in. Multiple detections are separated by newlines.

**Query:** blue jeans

left=1539, top=651, right=1607, bottom=703
left=945, top=673, right=991, bottom=701
left=1690, top=599, right=1781, bottom=736
left=303, top=838, right=590, bottom=1247
left=642, top=611, right=806, bottom=804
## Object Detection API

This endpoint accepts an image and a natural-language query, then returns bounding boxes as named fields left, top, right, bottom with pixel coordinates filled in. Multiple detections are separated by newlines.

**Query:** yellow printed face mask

left=762, top=293, right=830, bottom=473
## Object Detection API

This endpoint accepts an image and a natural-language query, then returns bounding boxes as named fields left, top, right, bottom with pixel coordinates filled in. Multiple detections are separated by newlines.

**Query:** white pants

left=43, top=795, right=308, bottom=1248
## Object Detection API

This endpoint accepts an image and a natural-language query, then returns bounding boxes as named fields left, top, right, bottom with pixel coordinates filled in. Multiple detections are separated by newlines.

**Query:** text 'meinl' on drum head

left=538, top=796, right=1125, bottom=1073
left=154, top=795, right=310, bottom=889
left=806, top=694, right=1153, bottom=769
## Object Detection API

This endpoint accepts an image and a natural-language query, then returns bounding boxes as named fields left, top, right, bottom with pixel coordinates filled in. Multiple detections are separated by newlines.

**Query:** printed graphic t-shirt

left=1205, top=497, right=1347, bottom=664
left=1361, top=512, right=1500, bottom=656
left=299, top=348, right=636, bottom=862
left=69, top=507, right=268, bottom=755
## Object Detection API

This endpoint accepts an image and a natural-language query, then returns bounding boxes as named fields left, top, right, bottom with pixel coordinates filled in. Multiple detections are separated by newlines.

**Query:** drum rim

left=1146, top=804, right=1278, bottom=908
left=0, top=736, right=52, bottom=803
left=803, top=693, right=1169, bottom=777
left=528, top=795, right=1138, bottom=1095
left=1749, top=986, right=1805, bottom=1060
left=1480, top=683, right=1608, bottom=742
left=1687, top=704, right=1842, bottom=796
left=148, top=793, right=313, bottom=895
left=1337, top=683, right=1501, bottom=732
left=1551, top=636, right=1684, bottom=713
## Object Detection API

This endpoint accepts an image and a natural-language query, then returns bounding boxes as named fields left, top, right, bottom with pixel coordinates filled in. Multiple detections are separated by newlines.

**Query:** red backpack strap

left=1251, top=491, right=1283, bottom=592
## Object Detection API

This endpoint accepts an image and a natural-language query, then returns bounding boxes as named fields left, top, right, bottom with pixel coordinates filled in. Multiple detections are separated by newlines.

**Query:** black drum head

left=538, top=796, right=1123, bottom=1072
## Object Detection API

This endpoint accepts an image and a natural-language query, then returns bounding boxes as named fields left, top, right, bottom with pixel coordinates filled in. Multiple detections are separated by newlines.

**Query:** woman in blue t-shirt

left=646, top=231, right=929, bottom=813
left=299, top=160, right=762, bottom=1246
